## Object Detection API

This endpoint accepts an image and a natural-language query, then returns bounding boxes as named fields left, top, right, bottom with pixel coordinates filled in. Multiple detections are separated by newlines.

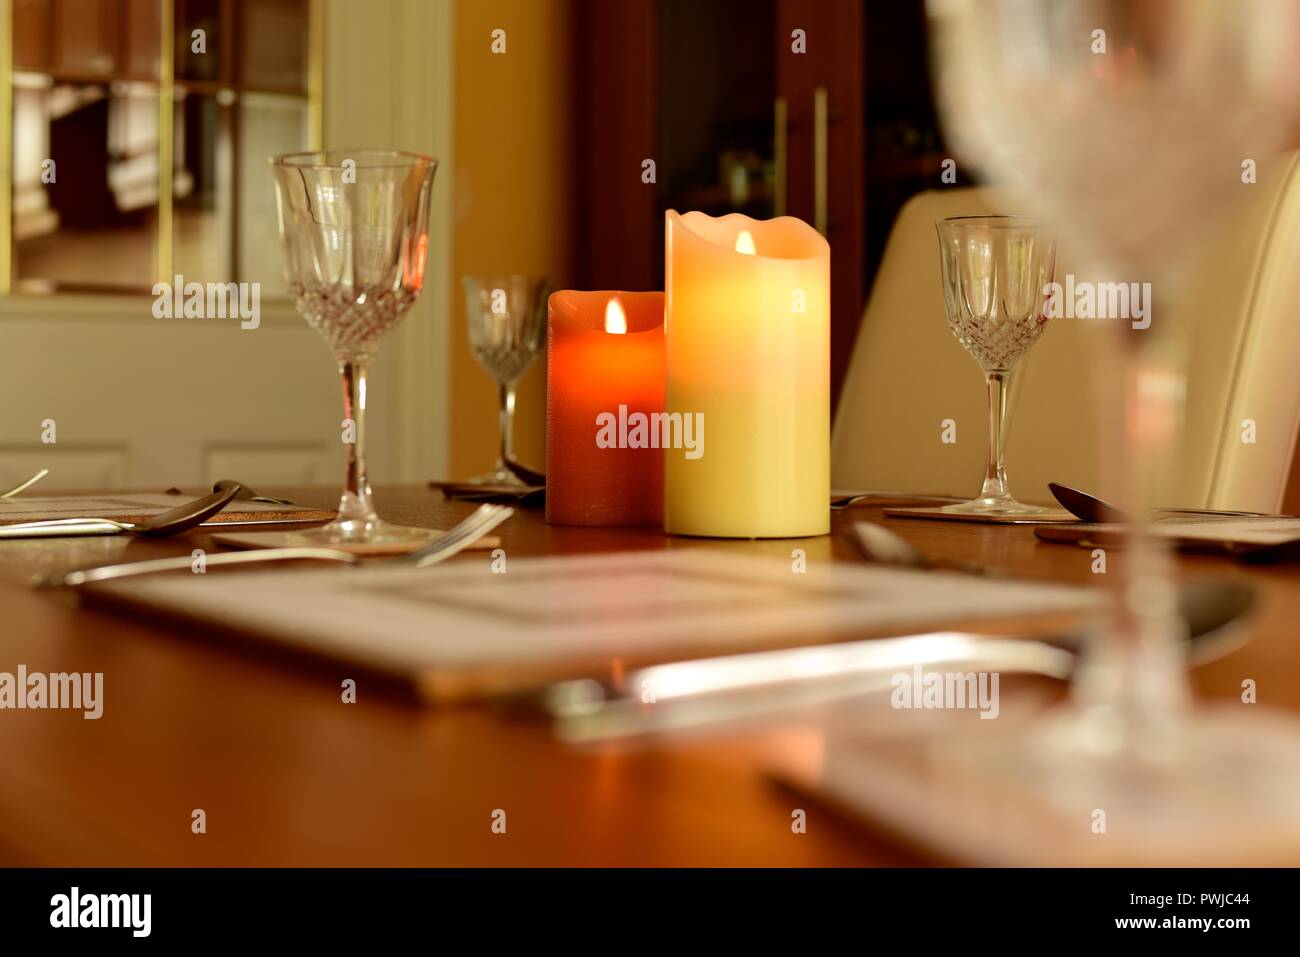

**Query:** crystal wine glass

left=925, top=0, right=1300, bottom=853
left=271, top=149, right=437, bottom=544
left=936, top=215, right=1057, bottom=516
left=461, top=275, right=551, bottom=486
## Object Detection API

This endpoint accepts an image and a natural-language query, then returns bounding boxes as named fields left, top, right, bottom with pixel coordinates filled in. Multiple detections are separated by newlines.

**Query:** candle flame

left=604, top=296, right=628, bottom=334
left=735, top=229, right=757, bottom=255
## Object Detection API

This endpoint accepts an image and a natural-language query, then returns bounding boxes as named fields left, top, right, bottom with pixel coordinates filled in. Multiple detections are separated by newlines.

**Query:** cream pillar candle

left=664, top=211, right=830, bottom=537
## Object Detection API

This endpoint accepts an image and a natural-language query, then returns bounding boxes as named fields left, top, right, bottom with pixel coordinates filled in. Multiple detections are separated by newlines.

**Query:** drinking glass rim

left=270, top=148, right=437, bottom=170
left=937, top=214, right=1053, bottom=229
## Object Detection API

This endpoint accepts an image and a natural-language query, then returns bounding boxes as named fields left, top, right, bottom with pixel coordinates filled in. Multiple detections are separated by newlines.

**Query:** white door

left=0, top=0, right=452, bottom=494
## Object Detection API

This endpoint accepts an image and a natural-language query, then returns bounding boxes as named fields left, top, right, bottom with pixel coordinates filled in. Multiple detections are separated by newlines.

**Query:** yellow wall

left=450, top=0, right=576, bottom=477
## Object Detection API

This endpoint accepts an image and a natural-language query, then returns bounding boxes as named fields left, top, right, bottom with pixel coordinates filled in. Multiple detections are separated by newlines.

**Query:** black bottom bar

left=0, top=867, right=1284, bottom=943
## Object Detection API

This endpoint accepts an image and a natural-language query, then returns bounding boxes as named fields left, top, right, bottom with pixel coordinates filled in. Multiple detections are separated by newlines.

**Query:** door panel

left=0, top=444, right=128, bottom=488
left=202, top=444, right=332, bottom=487
left=0, top=311, right=342, bottom=490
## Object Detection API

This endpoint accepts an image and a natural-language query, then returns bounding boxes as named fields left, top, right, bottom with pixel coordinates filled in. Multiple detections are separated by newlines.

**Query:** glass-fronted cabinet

left=576, top=0, right=961, bottom=406
left=3, top=0, right=317, bottom=295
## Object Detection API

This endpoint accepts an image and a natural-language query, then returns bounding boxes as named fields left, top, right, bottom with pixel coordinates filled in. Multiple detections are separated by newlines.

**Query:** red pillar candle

left=546, top=290, right=666, bottom=526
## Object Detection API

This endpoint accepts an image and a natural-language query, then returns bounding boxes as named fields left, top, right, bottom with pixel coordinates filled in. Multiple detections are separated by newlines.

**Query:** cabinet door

left=52, top=0, right=119, bottom=77
left=776, top=0, right=864, bottom=412
left=12, top=0, right=54, bottom=71
left=577, top=0, right=866, bottom=408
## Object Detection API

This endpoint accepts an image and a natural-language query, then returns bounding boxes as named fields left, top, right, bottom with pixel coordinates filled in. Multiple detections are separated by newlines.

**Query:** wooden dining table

left=0, top=485, right=1296, bottom=866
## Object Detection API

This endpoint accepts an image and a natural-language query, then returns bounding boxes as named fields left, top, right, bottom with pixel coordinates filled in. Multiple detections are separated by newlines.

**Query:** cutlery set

left=0, top=475, right=511, bottom=587
left=837, top=480, right=1300, bottom=558
left=0, top=482, right=243, bottom=540
left=37, top=504, right=514, bottom=588
left=0, top=470, right=1271, bottom=738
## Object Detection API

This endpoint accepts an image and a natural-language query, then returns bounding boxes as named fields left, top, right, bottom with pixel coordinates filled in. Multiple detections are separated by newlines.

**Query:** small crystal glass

left=271, top=148, right=437, bottom=544
left=461, top=275, right=551, bottom=486
left=936, top=215, right=1057, bottom=516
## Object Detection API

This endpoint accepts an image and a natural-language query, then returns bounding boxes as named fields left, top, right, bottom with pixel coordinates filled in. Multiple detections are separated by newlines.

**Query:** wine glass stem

left=1073, top=333, right=1192, bottom=760
left=496, top=380, right=517, bottom=472
left=337, top=358, right=378, bottom=525
left=981, top=370, right=1011, bottom=500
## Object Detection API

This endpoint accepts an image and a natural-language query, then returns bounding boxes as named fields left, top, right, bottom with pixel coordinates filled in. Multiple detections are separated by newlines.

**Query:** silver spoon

left=212, top=479, right=299, bottom=507
left=165, top=480, right=298, bottom=506
left=1048, top=481, right=1275, bottom=524
left=850, top=515, right=1255, bottom=666
left=0, top=483, right=242, bottom=540
left=831, top=491, right=965, bottom=510
left=849, top=521, right=997, bottom=577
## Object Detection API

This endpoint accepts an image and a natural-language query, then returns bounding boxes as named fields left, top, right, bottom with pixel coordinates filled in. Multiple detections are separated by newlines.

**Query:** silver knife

left=545, top=633, right=1075, bottom=743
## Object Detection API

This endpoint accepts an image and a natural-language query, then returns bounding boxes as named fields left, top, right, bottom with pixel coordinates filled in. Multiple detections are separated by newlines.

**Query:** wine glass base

left=939, top=496, right=1054, bottom=517
left=280, top=517, right=445, bottom=549
left=926, top=703, right=1300, bottom=865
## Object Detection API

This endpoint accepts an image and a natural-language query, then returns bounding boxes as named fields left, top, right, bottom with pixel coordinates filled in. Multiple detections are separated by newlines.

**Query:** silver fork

left=36, top=504, right=513, bottom=587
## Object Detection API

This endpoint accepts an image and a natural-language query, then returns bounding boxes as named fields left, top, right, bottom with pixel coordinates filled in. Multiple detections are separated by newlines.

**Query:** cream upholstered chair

left=832, top=155, right=1300, bottom=512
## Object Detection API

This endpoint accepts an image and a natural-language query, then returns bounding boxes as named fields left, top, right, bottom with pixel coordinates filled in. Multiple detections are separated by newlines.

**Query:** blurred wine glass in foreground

left=927, top=0, right=1300, bottom=846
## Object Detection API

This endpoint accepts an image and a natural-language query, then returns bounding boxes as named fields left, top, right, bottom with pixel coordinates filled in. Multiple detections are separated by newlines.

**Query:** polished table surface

left=0, top=486, right=1297, bottom=866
